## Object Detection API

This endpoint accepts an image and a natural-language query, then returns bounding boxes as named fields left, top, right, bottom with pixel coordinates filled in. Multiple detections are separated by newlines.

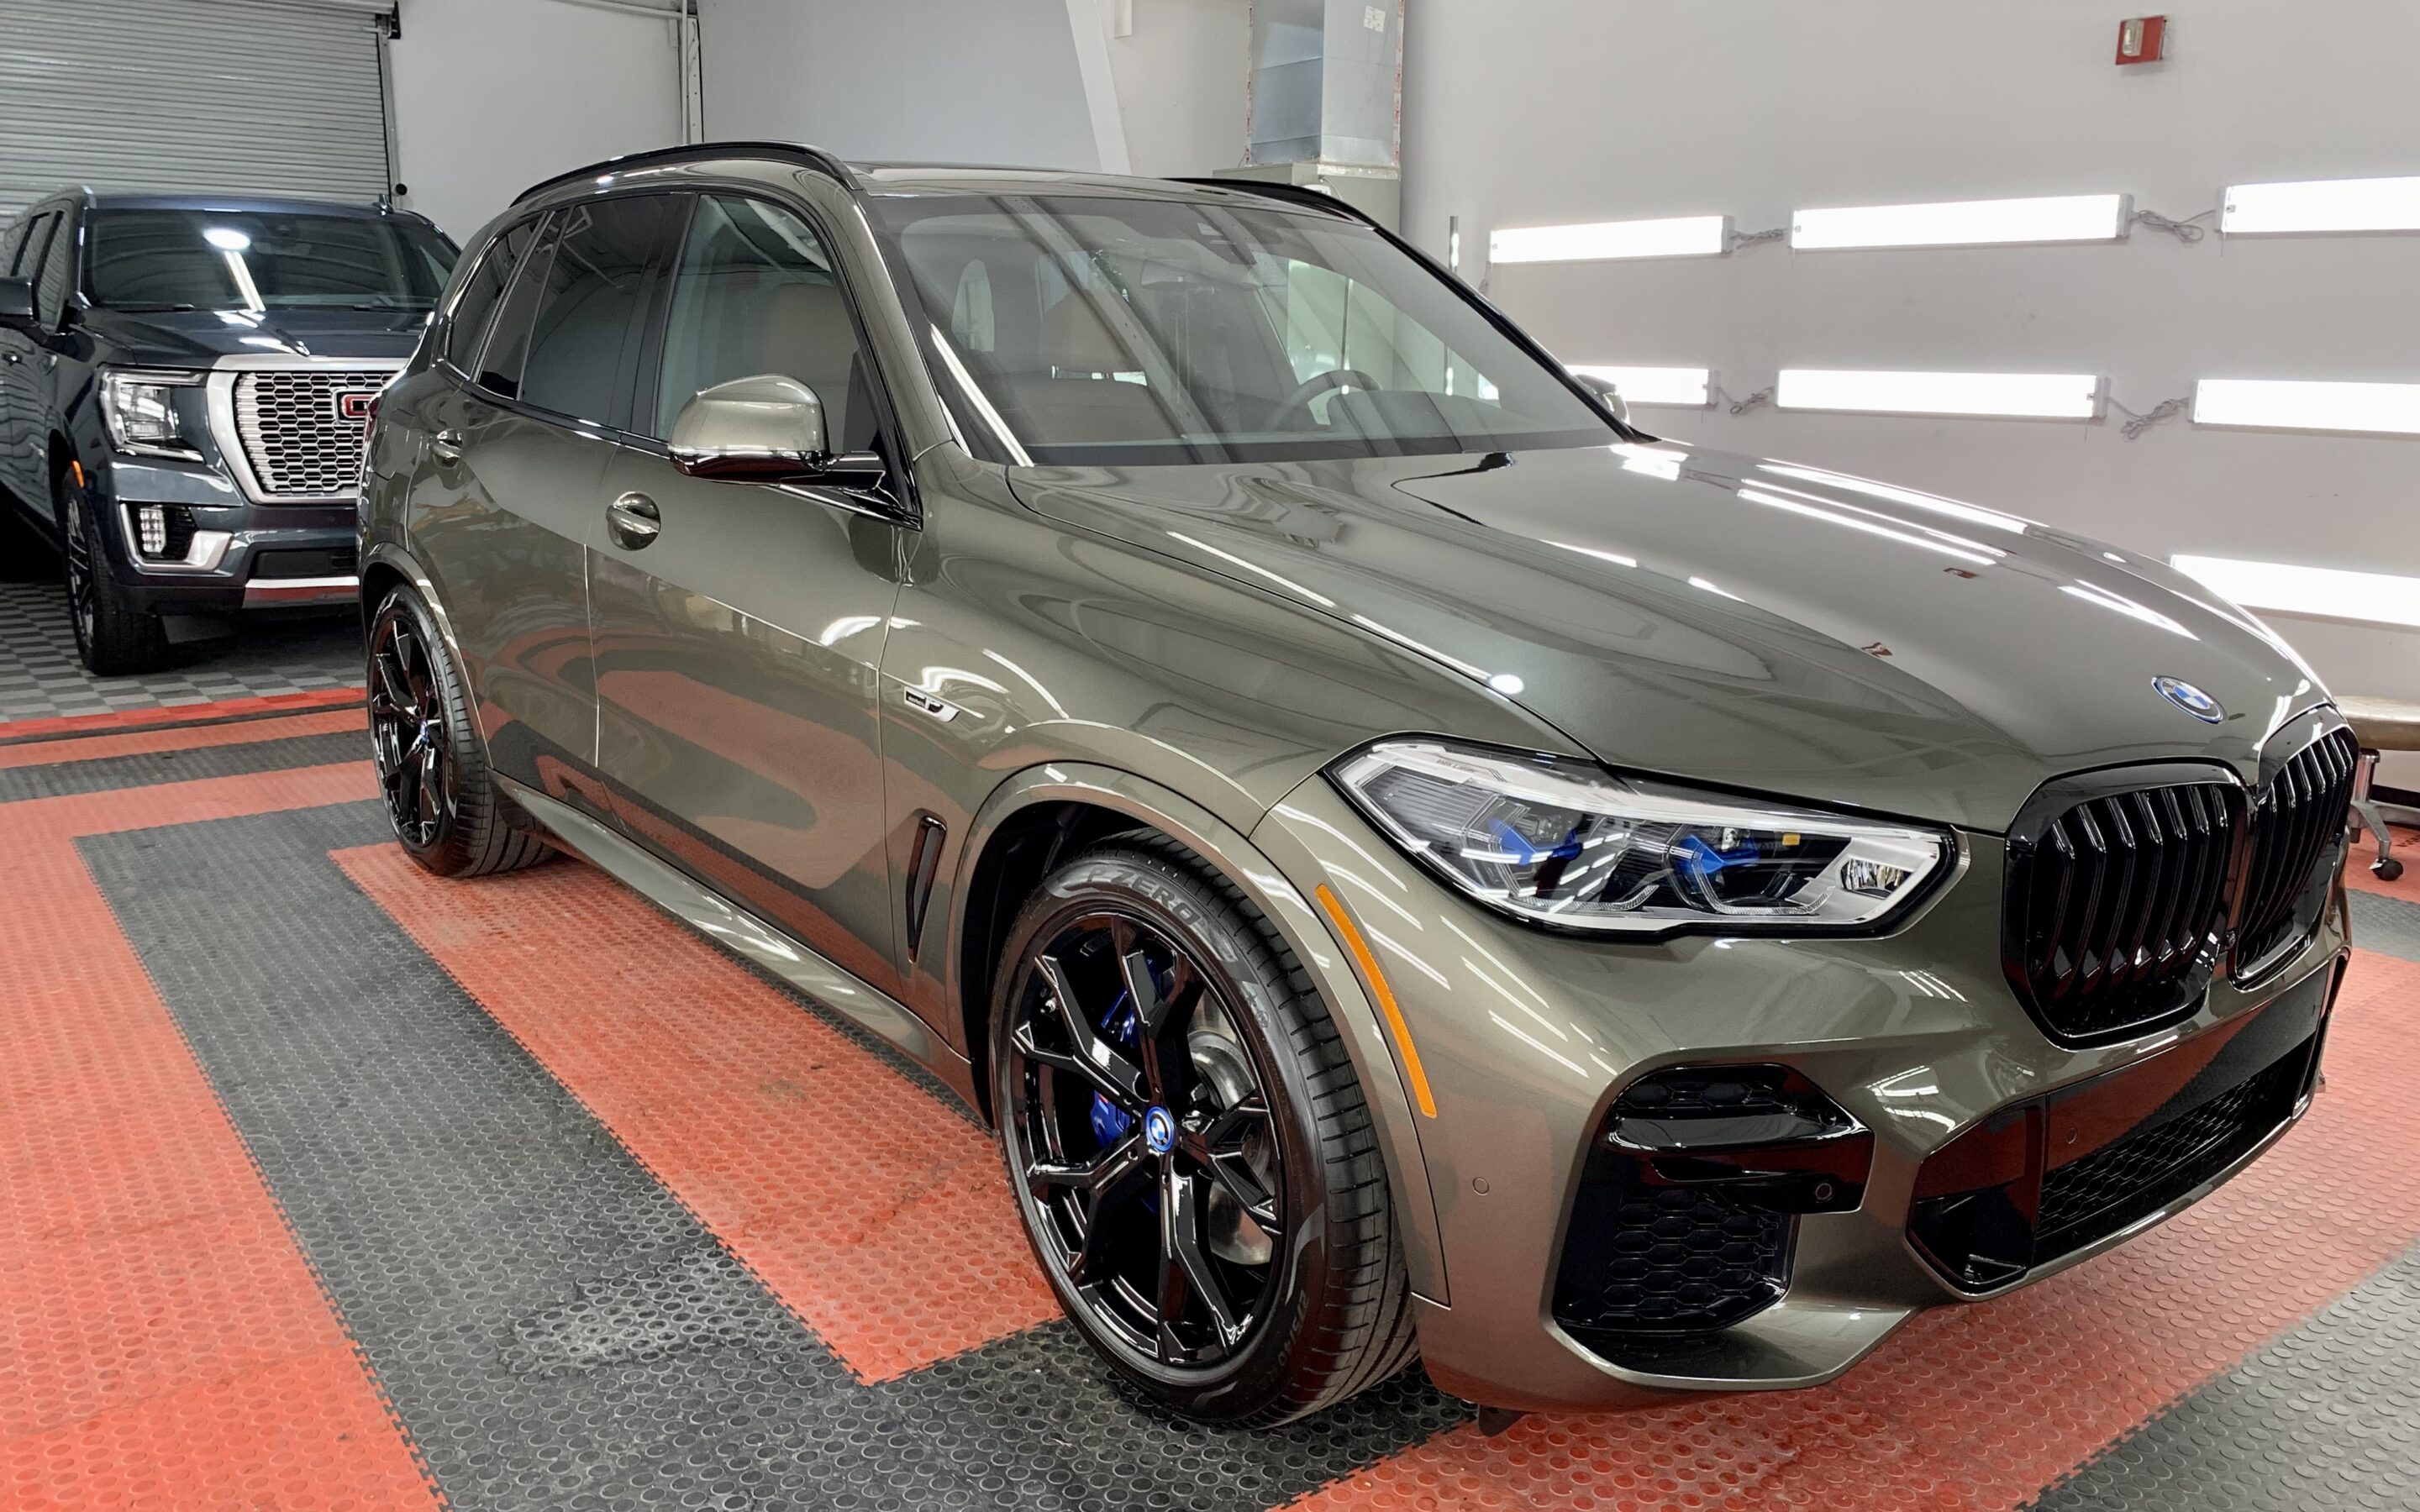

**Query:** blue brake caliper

left=1089, top=987, right=1142, bottom=1149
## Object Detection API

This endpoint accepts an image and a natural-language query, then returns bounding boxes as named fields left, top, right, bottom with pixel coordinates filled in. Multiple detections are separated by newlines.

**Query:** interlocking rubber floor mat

left=3, top=706, right=2417, bottom=1510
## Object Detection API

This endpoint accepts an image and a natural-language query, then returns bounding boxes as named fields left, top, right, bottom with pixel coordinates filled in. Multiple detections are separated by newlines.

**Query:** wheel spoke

left=1059, top=1137, right=1155, bottom=1285
left=1205, top=1152, right=1282, bottom=1237
left=1035, top=954, right=1148, bottom=1111
left=371, top=652, right=414, bottom=719
left=1029, top=1131, right=1145, bottom=1196
left=416, top=746, right=444, bottom=835
left=1157, top=1168, right=1240, bottom=1359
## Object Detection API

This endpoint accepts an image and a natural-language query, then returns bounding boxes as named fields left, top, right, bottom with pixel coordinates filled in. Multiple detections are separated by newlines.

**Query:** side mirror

left=0, top=277, right=34, bottom=331
left=1572, top=371, right=1631, bottom=426
left=669, top=373, right=886, bottom=491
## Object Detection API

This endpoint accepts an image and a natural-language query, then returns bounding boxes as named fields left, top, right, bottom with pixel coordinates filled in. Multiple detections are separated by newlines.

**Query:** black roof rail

left=1169, top=176, right=1377, bottom=228
left=515, top=141, right=856, bottom=207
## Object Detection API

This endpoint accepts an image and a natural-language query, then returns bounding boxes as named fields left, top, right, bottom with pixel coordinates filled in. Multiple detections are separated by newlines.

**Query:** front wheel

left=991, top=837, right=1418, bottom=1425
left=367, top=585, right=550, bottom=878
left=60, top=472, right=167, bottom=675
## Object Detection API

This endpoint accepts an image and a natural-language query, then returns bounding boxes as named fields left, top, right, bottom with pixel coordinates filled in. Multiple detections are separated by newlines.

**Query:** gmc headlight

left=1331, top=740, right=1952, bottom=935
left=100, top=369, right=206, bottom=459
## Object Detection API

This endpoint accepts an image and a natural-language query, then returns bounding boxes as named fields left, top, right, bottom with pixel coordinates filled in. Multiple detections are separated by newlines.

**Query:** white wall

left=1102, top=0, right=1248, bottom=178
left=389, top=0, right=686, bottom=241
left=1402, top=0, right=2420, bottom=783
left=698, top=0, right=1104, bottom=170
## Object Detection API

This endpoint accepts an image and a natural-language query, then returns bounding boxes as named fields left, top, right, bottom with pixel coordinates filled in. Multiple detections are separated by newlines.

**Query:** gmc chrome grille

left=2005, top=777, right=2243, bottom=1045
left=2236, top=727, right=2360, bottom=978
left=233, top=370, right=391, bottom=500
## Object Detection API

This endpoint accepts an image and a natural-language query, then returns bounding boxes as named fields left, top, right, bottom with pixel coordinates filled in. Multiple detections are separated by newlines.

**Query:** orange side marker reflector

left=68, top=459, right=84, bottom=486
left=1315, top=883, right=1437, bottom=1117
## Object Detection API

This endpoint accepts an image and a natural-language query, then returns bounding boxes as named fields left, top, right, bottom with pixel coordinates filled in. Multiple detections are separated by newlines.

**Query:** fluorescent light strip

left=1491, top=215, right=1728, bottom=264
left=2193, top=378, right=2420, bottom=436
left=2223, top=176, right=2420, bottom=235
left=1776, top=369, right=2105, bottom=421
left=2172, top=554, right=2420, bottom=630
left=1791, top=193, right=2128, bottom=250
left=1566, top=365, right=1713, bottom=407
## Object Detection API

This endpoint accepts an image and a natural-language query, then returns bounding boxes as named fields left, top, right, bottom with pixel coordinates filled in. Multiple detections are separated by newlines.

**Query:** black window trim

left=434, top=210, right=546, bottom=386
left=613, top=182, right=923, bottom=525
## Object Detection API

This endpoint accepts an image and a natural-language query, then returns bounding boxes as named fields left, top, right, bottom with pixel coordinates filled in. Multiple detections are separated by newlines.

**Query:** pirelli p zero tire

left=991, top=836, right=1419, bottom=1425
left=367, top=584, right=550, bottom=879
left=60, top=470, right=168, bottom=675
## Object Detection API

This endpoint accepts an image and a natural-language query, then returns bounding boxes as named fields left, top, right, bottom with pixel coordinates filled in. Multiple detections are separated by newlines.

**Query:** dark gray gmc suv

left=0, top=191, right=455, bottom=672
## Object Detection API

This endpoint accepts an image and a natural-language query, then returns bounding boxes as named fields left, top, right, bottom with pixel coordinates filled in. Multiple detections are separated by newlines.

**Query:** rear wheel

left=368, top=585, right=550, bottom=878
left=991, top=837, right=1418, bottom=1425
left=60, top=471, right=168, bottom=675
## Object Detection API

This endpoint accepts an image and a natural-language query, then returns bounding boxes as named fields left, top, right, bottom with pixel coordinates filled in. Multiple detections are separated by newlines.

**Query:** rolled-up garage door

left=0, top=0, right=391, bottom=219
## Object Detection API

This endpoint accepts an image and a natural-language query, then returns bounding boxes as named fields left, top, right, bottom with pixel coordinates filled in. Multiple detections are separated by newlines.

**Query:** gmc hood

left=81, top=306, right=429, bottom=364
left=1010, top=443, right=2327, bottom=833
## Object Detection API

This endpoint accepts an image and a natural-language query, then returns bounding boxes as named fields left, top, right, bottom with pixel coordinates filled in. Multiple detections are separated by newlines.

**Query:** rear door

left=588, top=192, right=908, bottom=990
left=409, top=194, right=682, bottom=793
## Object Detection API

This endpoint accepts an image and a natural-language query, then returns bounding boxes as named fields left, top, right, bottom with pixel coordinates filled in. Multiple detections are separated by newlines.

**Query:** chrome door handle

left=606, top=491, right=661, bottom=550
left=429, top=428, right=466, bottom=463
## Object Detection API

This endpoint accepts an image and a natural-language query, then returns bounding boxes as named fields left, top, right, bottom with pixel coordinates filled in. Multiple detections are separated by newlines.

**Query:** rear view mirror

left=1572, top=371, right=1632, bottom=426
left=0, top=277, right=33, bottom=331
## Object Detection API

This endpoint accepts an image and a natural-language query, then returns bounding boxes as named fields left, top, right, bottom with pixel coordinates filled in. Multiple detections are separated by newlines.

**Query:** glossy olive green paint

left=363, top=153, right=2347, bottom=1414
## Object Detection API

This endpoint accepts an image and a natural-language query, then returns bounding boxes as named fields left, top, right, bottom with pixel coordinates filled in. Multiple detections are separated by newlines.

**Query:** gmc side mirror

left=1572, top=371, right=1632, bottom=426
left=669, top=373, right=886, bottom=491
left=0, top=277, right=34, bottom=331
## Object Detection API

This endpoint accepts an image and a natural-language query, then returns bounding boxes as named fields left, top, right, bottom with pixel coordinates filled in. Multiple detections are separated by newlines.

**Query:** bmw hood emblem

left=2153, top=675, right=2224, bottom=724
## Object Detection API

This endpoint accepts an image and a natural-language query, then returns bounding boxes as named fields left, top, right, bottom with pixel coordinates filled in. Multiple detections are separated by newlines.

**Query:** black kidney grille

left=2236, top=728, right=2358, bottom=976
left=2010, top=781, right=2239, bottom=1042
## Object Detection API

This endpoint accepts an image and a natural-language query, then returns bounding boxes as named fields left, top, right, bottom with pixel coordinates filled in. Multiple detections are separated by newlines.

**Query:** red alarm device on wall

left=2117, top=16, right=2168, bottom=65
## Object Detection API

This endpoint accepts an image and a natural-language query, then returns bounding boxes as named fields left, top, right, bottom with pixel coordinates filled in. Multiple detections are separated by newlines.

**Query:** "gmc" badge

left=336, top=391, right=379, bottom=423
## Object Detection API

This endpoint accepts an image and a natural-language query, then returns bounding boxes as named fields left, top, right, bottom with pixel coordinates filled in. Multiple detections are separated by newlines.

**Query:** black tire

left=60, top=470, right=168, bottom=675
left=367, top=584, right=551, bottom=878
left=990, top=835, right=1419, bottom=1425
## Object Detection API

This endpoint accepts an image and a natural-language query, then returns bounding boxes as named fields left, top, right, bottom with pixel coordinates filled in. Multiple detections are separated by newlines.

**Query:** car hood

left=1008, top=442, right=2328, bottom=832
left=80, top=306, right=429, bottom=364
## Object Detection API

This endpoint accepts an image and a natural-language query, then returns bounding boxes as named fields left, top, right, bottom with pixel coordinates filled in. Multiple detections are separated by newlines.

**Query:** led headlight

left=1331, top=740, right=1952, bottom=935
left=100, top=369, right=206, bottom=459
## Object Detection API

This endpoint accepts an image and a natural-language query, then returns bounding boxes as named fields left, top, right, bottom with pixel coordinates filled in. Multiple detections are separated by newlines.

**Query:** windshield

left=868, top=192, right=1616, bottom=465
left=83, top=208, right=457, bottom=312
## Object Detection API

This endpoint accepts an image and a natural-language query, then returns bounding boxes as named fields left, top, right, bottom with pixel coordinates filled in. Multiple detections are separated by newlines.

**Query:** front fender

left=946, top=761, right=1449, bottom=1303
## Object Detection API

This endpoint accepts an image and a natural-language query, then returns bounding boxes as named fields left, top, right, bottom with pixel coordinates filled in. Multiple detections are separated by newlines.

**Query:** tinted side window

left=475, top=213, right=559, bottom=400
left=518, top=195, right=682, bottom=427
left=650, top=196, right=875, bottom=448
left=34, top=213, right=74, bottom=326
left=443, top=218, right=538, bottom=373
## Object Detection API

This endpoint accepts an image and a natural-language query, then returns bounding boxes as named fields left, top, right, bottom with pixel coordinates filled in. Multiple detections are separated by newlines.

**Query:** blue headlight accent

left=1488, top=817, right=1584, bottom=866
left=1675, top=832, right=1760, bottom=878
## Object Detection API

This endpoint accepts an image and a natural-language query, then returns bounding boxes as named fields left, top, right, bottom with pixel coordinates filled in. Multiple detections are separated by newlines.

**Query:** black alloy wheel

left=370, top=606, right=457, bottom=850
left=366, top=585, right=551, bottom=879
left=1008, top=909, right=1284, bottom=1368
left=59, top=469, right=167, bottom=675
left=992, top=839, right=1419, bottom=1425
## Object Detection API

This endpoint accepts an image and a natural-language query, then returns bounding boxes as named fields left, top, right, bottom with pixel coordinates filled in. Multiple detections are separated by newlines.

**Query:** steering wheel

left=1260, top=368, right=1381, bottom=432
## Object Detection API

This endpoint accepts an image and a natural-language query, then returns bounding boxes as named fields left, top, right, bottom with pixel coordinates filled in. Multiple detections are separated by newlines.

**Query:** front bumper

left=1251, top=780, right=2346, bottom=1413
left=97, top=456, right=357, bottom=614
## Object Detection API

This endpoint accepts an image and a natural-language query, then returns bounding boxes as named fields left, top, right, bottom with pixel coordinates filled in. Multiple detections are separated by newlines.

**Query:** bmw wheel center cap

left=2153, top=675, right=2224, bottom=724
left=1143, top=1105, right=1177, bottom=1154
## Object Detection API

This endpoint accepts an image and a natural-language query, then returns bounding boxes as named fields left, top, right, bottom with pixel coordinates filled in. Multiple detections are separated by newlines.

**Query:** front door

left=588, top=192, right=906, bottom=991
left=0, top=212, right=58, bottom=516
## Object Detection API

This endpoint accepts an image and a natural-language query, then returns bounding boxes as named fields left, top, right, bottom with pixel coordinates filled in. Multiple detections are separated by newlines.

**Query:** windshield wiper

left=104, top=302, right=203, bottom=312
left=346, top=299, right=434, bottom=312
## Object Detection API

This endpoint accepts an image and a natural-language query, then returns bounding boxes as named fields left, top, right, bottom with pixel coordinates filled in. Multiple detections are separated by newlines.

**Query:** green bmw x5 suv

left=360, top=143, right=2354, bottom=1425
